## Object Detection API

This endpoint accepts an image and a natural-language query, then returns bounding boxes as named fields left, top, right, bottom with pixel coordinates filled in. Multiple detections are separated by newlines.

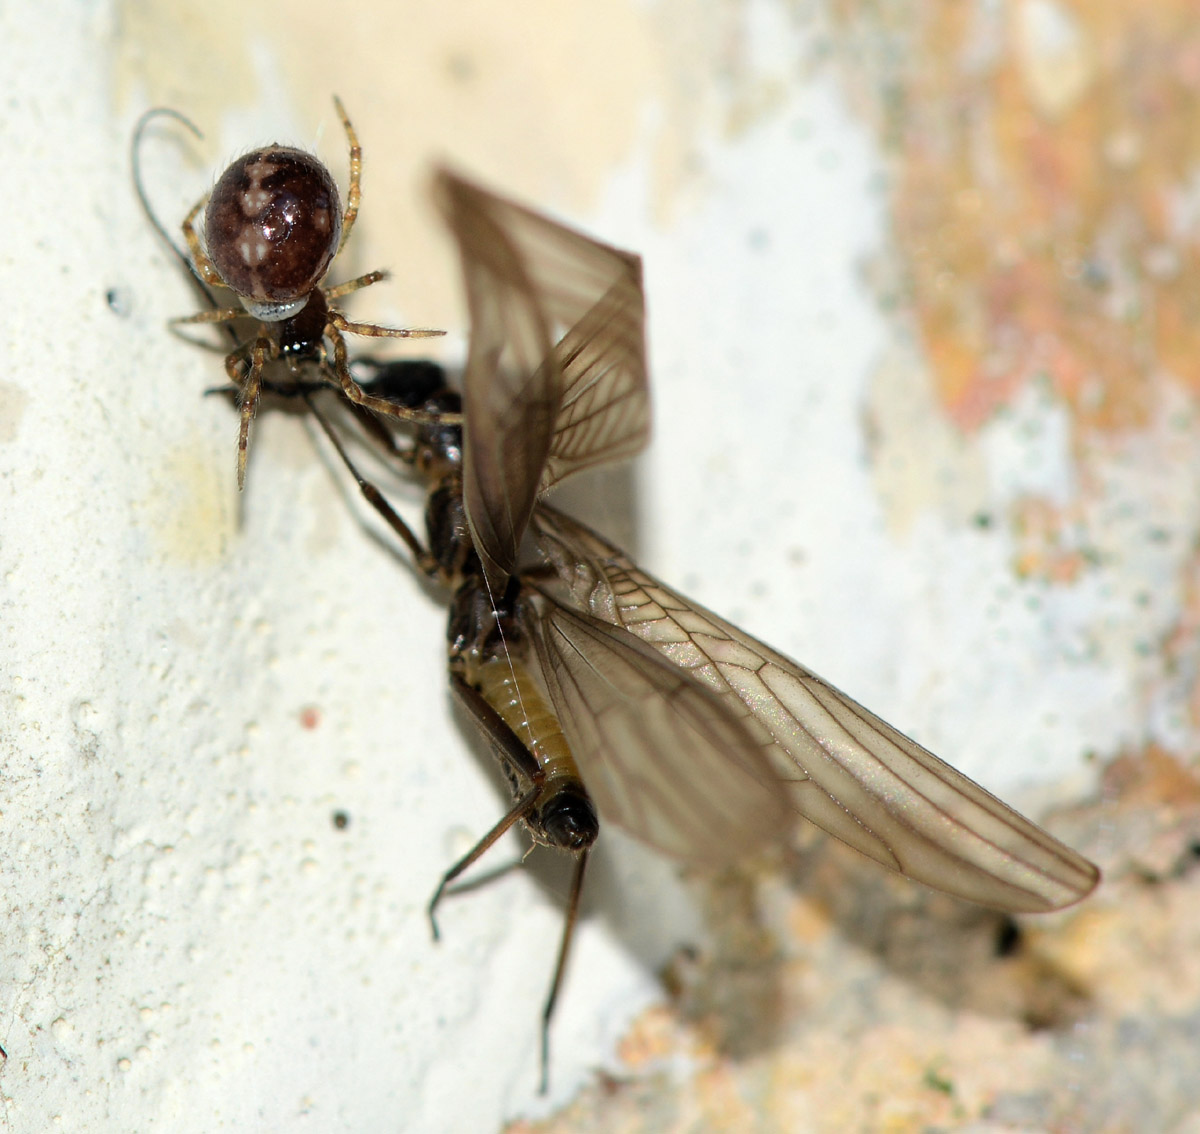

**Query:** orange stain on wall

left=836, top=1, right=1200, bottom=433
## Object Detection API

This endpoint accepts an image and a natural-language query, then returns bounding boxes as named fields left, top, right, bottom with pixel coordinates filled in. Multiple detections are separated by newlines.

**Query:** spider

left=175, top=97, right=459, bottom=488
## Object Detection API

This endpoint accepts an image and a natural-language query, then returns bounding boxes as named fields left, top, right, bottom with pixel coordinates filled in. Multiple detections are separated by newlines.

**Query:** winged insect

left=135, top=119, right=1100, bottom=1084
left=298, top=170, right=1101, bottom=1088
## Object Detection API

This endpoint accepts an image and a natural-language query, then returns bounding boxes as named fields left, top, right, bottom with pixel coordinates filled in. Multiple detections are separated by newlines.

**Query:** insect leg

left=302, top=392, right=438, bottom=573
left=539, top=849, right=588, bottom=1095
left=430, top=675, right=551, bottom=940
left=427, top=783, right=540, bottom=941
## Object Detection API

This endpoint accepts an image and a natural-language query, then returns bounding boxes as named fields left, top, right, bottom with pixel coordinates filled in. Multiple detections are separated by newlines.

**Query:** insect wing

left=531, top=507, right=1100, bottom=913
left=532, top=599, right=792, bottom=866
left=542, top=271, right=649, bottom=492
left=435, top=169, right=648, bottom=592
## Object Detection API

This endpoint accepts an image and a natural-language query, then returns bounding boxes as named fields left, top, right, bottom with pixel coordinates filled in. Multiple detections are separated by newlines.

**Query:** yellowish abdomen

left=474, top=656, right=578, bottom=783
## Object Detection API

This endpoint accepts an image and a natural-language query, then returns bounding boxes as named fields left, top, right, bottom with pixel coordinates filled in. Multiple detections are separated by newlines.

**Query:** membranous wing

left=530, top=599, right=792, bottom=866
left=434, top=169, right=649, bottom=593
left=530, top=506, right=1100, bottom=913
left=542, top=269, right=647, bottom=492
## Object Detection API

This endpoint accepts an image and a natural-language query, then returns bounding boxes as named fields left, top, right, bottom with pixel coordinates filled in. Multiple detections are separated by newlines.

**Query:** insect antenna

left=131, top=108, right=240, bottom=356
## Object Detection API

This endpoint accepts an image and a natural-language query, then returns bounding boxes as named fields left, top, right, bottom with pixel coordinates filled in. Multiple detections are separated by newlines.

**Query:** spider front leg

left=172, top=306, right=246, bottom=327
left=332, top=96, right=361, bottom=257
left=323, top=271, right=388, bottom=302
left=181, top=196, right=226, bottom=288
left=331, top=311, right=446, bottom=341
left=234, top=335, right=274, bottom=490
left=325, top=318, right=462, bottom=427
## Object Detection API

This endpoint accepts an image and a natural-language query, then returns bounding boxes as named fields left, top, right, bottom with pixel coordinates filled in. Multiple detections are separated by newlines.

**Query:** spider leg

left=328, top=311, right=445, bottom=341
left=325, top=321, right=462, bottom=426
left=173, top=306, right=244, bottom=326
left=235, top=336, right=272, bottom=490
left=332, top=96, right=361, bottom=256
left=181, top=196, right=225, bottom=287
left=323, top=270, right=388, bottom=301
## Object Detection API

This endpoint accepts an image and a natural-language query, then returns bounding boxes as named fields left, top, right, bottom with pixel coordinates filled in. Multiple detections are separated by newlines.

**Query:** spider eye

left=204, top=145, right=342, bottom=305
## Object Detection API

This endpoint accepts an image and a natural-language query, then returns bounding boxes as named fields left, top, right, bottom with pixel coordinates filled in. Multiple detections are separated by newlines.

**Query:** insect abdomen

left=475, top=657, right=575, bottom=782
left=473, top=655, right=598, bottom=851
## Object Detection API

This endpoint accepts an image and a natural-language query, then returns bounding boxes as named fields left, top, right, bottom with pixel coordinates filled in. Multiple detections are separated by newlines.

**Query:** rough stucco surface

left=2, top=0, right=1197, bottom=1130
left=511, top=761, right=1200, bottom=1132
